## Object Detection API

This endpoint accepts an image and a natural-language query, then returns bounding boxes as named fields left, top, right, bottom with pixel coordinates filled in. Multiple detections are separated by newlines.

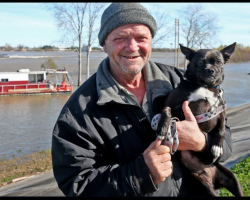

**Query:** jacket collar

left=96, top=57, right=129, bottom=105
left=96, top=57, right=173, bottom=118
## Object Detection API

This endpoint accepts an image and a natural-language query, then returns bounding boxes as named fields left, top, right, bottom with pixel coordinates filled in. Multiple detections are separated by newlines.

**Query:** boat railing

left=49, top=81, right=73, bottom=88
left=0, top=81, right=73, bottom=93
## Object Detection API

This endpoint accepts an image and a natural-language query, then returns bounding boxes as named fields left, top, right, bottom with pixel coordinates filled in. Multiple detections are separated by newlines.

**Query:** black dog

left=156, top=43, right=243, bottom=196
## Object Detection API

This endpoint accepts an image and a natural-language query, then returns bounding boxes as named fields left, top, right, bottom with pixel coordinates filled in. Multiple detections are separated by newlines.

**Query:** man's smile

left=121, top=55, right=141, bottom=60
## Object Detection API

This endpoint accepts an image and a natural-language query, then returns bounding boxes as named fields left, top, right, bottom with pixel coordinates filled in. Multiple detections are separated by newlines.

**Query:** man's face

left=103, top=24, right=152, bottom=76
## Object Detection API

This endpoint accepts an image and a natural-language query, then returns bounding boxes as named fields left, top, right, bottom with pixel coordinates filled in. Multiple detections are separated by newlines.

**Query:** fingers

left=147, top=151, right=171, bottom=163
left=182, top=101, right=196, bottom=122
left=149, top=162, right=173, bottom=184
left=178, top=101, right=206, bottom=152
left=144, top=153, right=172, bottom=184
left=153, top=145, right=171, bottom=155
left=144, top=139, right=170, bottom=155
left=143, top=138, right=162, bottom=154
left=143, top=139, right=172, bottom=184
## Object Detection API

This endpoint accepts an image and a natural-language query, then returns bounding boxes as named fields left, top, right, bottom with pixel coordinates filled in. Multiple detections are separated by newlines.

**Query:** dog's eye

left=216, top=61, right=223, bottom=66
left=198, top=60, right=205, bottom=64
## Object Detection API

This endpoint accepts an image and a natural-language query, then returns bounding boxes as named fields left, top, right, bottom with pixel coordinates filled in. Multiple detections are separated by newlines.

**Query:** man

left=52, top=3, right=232, bottom=196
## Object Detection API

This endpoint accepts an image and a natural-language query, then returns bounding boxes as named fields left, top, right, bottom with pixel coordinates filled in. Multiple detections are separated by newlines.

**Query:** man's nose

left=125, top=39, right=139, bottom=52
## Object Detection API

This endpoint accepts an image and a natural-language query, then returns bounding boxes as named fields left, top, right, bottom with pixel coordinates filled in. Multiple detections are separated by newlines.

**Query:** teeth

left=125, top=56, right=138, bottom=59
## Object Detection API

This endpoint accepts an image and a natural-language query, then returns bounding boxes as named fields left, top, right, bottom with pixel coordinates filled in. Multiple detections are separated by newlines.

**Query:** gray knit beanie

left=98, top=3, right=157, bottom=46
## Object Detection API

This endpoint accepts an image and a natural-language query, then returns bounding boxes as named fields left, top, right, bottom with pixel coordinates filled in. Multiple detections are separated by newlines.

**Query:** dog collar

left=196, top=87, right=226, bottom=123
left=195, top=104, right=227, bottom=123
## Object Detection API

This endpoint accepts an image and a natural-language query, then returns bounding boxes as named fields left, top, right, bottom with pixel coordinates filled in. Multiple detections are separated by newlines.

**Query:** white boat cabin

left=0, top=69, right=47, bottom=84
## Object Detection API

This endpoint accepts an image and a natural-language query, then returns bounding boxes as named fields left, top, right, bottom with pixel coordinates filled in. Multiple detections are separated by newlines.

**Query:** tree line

left=215, top=44, right=250, bottom=63
left=0, top=44, right=103, bottom=52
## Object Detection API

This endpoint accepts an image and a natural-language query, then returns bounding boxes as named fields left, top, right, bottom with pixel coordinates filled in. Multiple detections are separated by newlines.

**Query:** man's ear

left=103, top=44, right=107, bottom=53
left=220, top=42, right=236, bottom=63
left=179, top=44, right=196, bottom=61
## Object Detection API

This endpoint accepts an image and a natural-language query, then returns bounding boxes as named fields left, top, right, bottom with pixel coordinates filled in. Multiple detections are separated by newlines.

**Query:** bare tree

left=85, top=3, right=105, bottom=80
left=5, top=43, right=13, bottom=51
left=46, top=3, right=88, bottom=86
left=148, top=4, right=174, bottom=48
left=177, top=4, right=221, bottom=70
left=178, top=4, right=221, bottom=49
left=17, top=44, right=25, bottom=51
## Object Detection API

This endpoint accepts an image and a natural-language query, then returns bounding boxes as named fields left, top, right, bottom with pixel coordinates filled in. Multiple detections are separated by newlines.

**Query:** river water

left=0, top=51, right=249, bottom=160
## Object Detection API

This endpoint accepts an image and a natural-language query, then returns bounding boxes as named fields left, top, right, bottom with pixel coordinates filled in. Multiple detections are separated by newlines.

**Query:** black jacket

left=52, top=58, right=232, bottom=196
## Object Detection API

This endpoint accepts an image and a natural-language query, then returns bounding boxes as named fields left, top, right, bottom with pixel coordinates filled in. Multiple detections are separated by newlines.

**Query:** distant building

left=58, top=46, right=67, bottom=51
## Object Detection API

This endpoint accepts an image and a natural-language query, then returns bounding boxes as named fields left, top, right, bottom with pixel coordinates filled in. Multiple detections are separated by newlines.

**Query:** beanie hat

left=98, top=3, right=157, bottom=46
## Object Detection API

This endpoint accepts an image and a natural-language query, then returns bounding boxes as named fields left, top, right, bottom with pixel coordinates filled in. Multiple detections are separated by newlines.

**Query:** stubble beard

left=119, top=61, right=145, bottom=75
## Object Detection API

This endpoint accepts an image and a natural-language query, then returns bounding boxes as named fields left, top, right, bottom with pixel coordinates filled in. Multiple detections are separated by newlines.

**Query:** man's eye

left=137, top=37, right=147, bottom=42
left=114, top=38, right=125, bottom=41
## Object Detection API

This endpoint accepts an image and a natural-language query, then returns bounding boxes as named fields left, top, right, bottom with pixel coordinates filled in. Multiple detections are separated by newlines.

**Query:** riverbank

left=0, top=150, right=52, bottom=188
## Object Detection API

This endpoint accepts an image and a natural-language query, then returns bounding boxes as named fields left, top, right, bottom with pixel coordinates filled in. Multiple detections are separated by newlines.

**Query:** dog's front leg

left=157, top=106, right=172, bottom=138
left=211, top=112, right=226, bottom=160
left=156, top=106, right=172, bottom=143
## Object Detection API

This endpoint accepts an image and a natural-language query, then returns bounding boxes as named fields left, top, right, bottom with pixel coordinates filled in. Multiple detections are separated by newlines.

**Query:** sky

left=0, top=2, right=250, bottom=49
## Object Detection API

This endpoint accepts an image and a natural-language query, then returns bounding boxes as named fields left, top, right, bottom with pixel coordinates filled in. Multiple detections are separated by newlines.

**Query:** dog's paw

left=211, top=145, right=223, bottom=159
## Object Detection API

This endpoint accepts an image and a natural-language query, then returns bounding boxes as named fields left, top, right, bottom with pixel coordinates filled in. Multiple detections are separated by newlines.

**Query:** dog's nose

left=205, top=68, right=215, bottom=75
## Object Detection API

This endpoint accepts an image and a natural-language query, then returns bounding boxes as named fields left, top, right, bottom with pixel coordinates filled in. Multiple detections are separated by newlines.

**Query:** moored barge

left=0, top=68, right=73, bottom=95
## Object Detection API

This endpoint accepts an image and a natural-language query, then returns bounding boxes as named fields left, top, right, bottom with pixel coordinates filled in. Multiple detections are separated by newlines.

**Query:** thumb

left=143, top=138, right=162, bottom=154
left=182, top=101, right=196, bottom=122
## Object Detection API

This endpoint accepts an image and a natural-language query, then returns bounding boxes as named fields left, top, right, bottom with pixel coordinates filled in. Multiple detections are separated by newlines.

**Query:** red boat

left=0, top=68, right=73, bottom=95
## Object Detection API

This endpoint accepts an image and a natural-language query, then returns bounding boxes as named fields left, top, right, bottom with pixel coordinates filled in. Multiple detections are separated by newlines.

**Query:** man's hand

left=177, top=101, right=206, bottom=152
left=143, top=138, right=172, bottom=185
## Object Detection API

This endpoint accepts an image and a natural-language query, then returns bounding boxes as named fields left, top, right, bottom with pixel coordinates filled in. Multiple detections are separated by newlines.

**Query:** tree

left=177, top=4, right=221, bottom=69
left=41, top=58, right=58, bottom=70
left=17, top=44, right=25, bottom=51
left=178, top=4, right=221, bottom=49
left=147, top=4, right=174, bottom=48
left=85, top=3, right=105, bottom=80
left=47, top=3, right=88, bottom=86
left=5, top=43, right=13, bottom=51
left=42, top=45, right=53, bottom=51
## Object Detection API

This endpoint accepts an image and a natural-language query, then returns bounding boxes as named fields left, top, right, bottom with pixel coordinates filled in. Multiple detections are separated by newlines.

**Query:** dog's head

left=180, top=42, right=236, bottom=88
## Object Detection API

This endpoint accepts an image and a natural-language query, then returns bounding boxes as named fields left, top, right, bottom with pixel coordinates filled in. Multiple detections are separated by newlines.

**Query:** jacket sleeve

left=52, top=110, right=158, bottom=197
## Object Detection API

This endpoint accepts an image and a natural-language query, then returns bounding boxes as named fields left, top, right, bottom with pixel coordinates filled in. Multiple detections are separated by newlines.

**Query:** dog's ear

left=220, top=42, right=236, bottom=63
left=179, top=44, right=196, bottom=61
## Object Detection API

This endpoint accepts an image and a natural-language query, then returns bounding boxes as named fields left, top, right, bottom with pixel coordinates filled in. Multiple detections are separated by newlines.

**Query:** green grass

left=220, top=154, right=250, bottom=196
left=0, top=149, right=52, bottom=187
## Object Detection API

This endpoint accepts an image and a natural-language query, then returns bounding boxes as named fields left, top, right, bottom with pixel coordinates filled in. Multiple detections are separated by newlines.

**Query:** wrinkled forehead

left=196, top=50, right=224, bottom=60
